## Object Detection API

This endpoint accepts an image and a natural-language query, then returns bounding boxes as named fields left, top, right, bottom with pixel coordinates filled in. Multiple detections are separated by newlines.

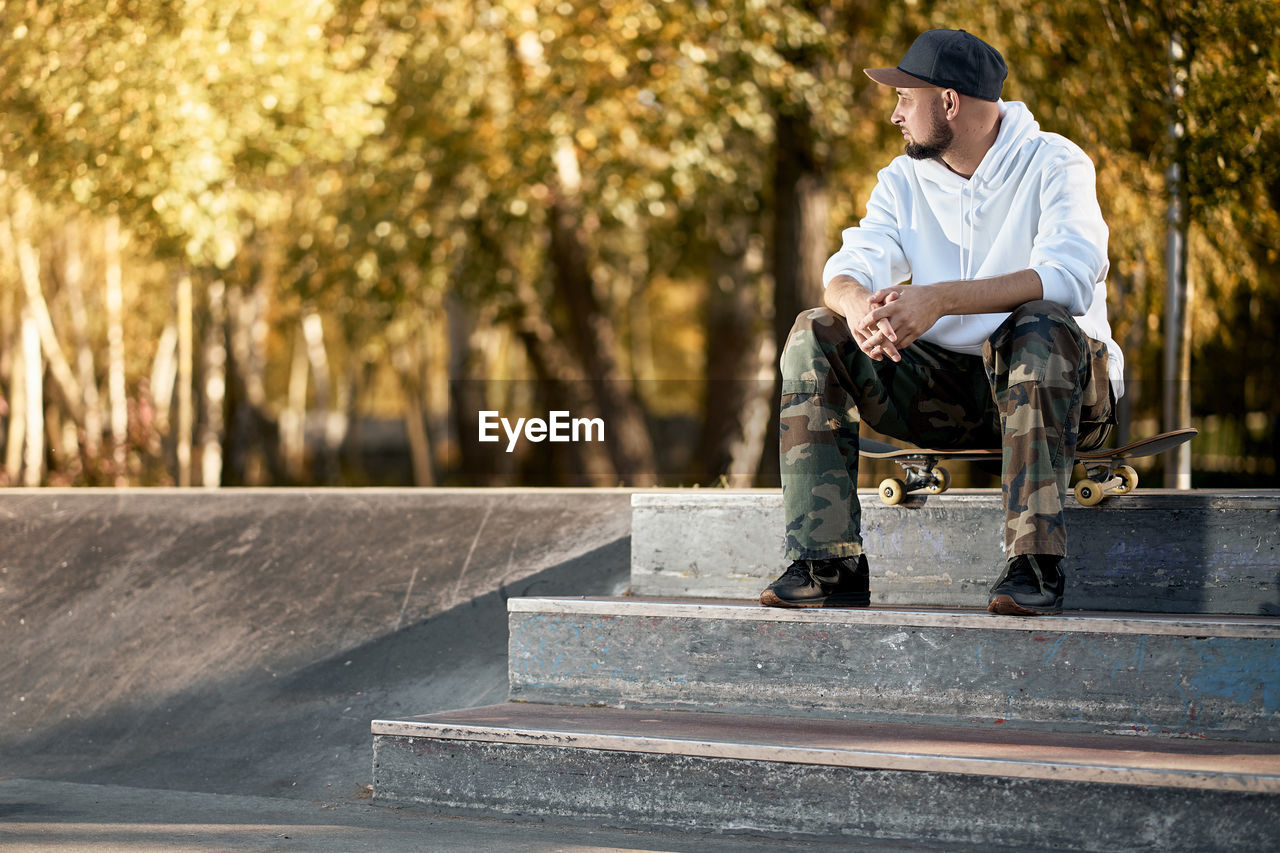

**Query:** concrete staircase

left=373, top=490, right=1280, bottom=850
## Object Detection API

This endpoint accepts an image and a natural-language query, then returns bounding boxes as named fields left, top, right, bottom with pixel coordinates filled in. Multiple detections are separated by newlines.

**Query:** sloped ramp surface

left=0, top=489, right=631, bottom=799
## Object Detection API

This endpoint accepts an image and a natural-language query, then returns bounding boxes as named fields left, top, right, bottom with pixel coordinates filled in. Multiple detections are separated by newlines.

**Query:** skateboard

left=859, top=428, right=1198, bottom=507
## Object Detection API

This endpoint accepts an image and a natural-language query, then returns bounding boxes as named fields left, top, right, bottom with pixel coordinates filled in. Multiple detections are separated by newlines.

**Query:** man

left=759, top=29, right=1123, bottom=616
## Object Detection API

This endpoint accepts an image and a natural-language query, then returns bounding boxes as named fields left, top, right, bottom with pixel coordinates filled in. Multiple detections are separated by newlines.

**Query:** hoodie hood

left=913, top=100, right=1040, bottom=191
left=973, top=101, right=1040, bottom=187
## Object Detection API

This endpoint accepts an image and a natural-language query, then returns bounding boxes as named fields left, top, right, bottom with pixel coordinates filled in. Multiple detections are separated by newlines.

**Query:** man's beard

left=905, top=107, right=954, bottom=160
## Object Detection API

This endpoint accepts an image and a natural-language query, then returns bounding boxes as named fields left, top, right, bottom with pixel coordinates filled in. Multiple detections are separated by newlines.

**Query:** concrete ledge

left=372, top=704, right=1280, bottom=850
left=508, top=597, right=1280, bottom=638
left=631, top=491, right=1280, bottom=615
left=507, top=598, right=1280, bottom=740
left=374, top=704, right=1280, bottom=792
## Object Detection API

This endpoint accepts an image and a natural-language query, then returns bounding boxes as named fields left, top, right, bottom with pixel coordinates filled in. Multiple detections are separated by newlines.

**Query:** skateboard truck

left=878, top=455, right=952, bottom=506
left=1072, top=463, right=1138, bottom=507
left=859, top=439, right=995, bottom=506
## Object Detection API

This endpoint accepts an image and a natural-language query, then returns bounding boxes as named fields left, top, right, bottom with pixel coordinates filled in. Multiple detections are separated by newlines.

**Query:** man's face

left=892, top=88, right=954, bottom=160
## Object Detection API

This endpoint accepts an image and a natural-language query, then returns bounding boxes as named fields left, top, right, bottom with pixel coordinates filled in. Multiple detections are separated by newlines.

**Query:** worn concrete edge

left=505, top=597, right=1280, bottom=638
left=0, top=486, right=648, bottom=497
left=631, top=490, right=992, bottom=507
left=369, top=717, right=1280, bottom=795
left=631, top=490, right=1280, bottom=510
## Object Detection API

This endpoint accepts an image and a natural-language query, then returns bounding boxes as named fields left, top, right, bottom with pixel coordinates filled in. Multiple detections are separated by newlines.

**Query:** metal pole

left=1163, top=32, right=1192, bottom=489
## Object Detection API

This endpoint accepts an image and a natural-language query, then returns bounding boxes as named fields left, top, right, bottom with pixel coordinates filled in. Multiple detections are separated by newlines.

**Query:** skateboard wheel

left=1074, top=478, right=1105, bottom=507
left=1115, top=465, right=1139, bottom=495
left=879, top=478, right=906, bottom=506
left=923, top=466, right=951, bottom=495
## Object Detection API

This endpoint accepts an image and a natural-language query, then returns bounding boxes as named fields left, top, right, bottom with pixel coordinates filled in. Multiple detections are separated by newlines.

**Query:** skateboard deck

left=859, top=428, right=1198, bottom=506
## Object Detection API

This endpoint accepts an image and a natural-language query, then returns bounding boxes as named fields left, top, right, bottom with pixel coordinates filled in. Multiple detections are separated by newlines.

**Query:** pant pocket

left=1078, top=338, right=1115, bottom=452
left=1080, top=338, right=1114, bottom=426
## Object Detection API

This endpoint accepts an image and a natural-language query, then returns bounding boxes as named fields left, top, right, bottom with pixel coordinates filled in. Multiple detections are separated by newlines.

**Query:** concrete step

left=371, top=703, right=1280, bottom=850
left=631, top=491, right=1280, bottom=615
left=507, top=597, right=1280, bottom=741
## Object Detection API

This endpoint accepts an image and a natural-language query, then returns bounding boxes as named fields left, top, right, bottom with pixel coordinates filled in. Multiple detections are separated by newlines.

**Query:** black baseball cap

left=865, top=29, right=1007, bottom=102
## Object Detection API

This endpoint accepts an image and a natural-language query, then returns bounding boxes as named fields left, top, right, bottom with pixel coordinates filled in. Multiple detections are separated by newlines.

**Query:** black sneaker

left=987, top=554, right=1065, bottom=616
left=759, top=555, right=870, bottom=608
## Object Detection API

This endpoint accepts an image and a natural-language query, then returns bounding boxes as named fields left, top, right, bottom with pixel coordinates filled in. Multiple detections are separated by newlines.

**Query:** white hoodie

left=822, top=100, right=1124, bottom=397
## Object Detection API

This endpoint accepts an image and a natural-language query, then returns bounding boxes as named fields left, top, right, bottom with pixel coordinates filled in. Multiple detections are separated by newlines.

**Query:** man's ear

left=942, top=89, right=960, bottom=119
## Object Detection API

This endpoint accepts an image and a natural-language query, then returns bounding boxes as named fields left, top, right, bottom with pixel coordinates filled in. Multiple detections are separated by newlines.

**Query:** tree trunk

left=104, top=216, right=128, bottom=485
left=626, top=237, right=656, bottom=386
left=695, top=210, right=774, bottom=486
left=338, top=357, right=367, bottom=484
left=46, top=398, right=72, bottom=480
left=446, top=294, right=505, bottom=485
left=281, top=322, right=310, bottom=481
left=393, top=269, right=436, bottom=488
left=150, top=323, right=178, bottom=437
left=507, top=276, right=618, bottom=486
left=397, top=351, right=435, bottom=487
left=0, top=274, right=13, bottom=482
left=301, top=308, right=340, bottom=484
left=63, top=218, right=104, bottom=470
left=4, top=207, right=83, bottom=425
left=5, top=317, right=28, bottom=485
left=199, top=280, right=227, bottom=487
left=548, top=139, right=657, bottom=485
left=772, top=109, right=830, bottom=352
left=21, top=311, right=43, bottom=486
left=223, top=280, right=282, bottom=486
left=176, top=272, right=195, bottom=486
left=761, top=107, right=830, bottom=487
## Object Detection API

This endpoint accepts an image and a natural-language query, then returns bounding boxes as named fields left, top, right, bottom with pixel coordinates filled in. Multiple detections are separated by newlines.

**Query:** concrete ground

left=4, top=778, right=931, bottom=852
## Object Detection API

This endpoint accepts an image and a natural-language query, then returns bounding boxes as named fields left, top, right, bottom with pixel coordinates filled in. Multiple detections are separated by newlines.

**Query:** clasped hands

left=849, top=285, right=942, bottom=363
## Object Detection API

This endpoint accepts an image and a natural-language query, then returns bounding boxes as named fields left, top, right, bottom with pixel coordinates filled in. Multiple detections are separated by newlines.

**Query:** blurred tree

left=0, top=0, right=393, bottom=484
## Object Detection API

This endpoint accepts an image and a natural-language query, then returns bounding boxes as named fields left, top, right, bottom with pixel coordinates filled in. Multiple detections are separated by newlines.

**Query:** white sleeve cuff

left=1033, top=265, right=1088, bottom=315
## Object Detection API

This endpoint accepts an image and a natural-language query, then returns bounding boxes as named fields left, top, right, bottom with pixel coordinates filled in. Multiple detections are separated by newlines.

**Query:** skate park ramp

left=0, top=489, right=633, bottom=800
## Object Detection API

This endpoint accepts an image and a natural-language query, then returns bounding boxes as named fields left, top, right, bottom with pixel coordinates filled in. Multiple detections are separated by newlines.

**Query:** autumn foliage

left=1, top=0, right=1276, bottom=487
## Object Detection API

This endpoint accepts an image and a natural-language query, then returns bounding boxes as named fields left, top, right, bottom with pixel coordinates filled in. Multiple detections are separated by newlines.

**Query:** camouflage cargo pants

left=780, top=300, right=1113, bottom=562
